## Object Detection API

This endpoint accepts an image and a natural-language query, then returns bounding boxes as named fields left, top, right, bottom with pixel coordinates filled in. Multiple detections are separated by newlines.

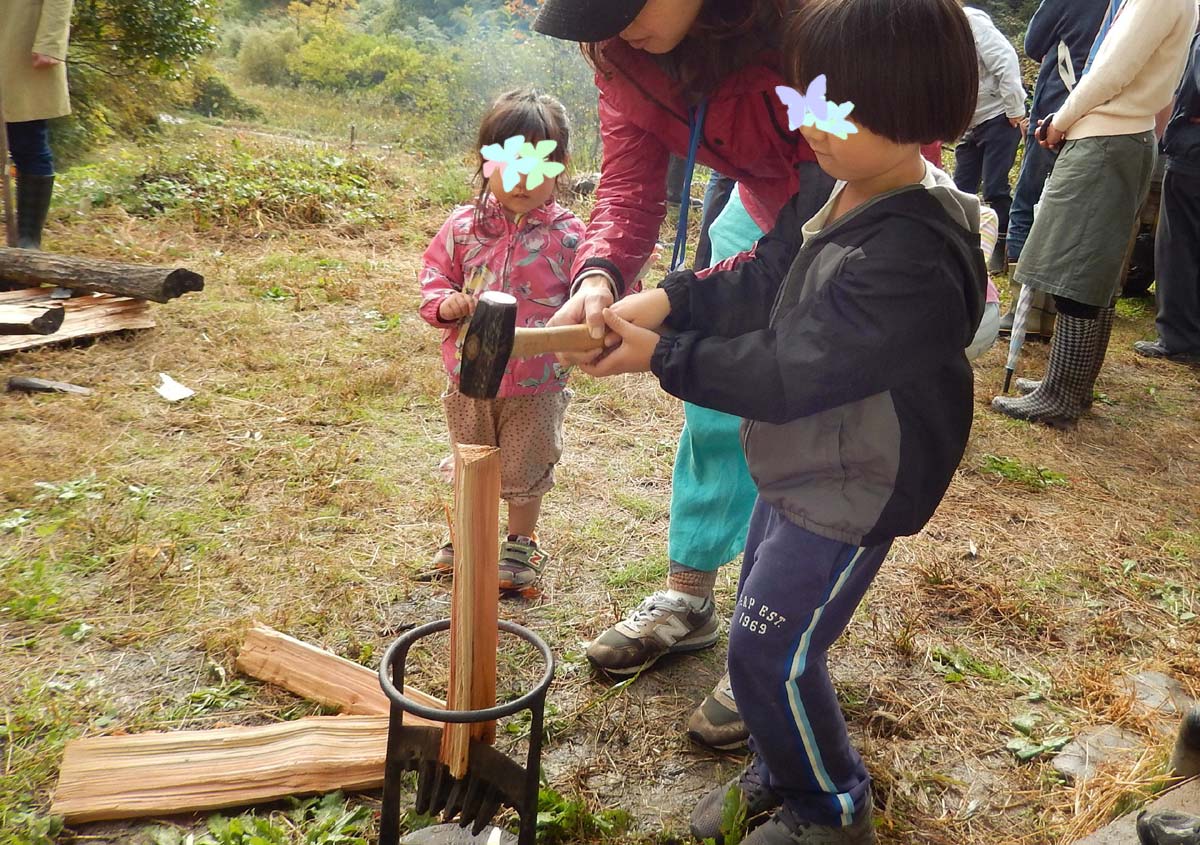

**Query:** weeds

left=979, top=453, right=1069, bottom=489
left=537, top=785, right=631, bottom=843
left=149, top=792, right=370, bottom=845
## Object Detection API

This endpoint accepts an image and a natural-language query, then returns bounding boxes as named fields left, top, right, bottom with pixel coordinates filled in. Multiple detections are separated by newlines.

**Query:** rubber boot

left=987, top=236, right=1008, bottom=275
left=1171, top=706, right=1200, bottom=779
left=1014, top=306, right=1112, bottom=409
left=1137, top=810, right=1200, bottom=845
left=992, top=311, right=1105, bottom=428
left=16, top=173, right=53, bottom=250
left=999, top=278, right=1020, bottom=334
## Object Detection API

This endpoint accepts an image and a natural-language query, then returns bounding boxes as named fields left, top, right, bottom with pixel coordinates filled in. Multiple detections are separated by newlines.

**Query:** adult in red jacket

left=536, top=0, right=834, bottom=753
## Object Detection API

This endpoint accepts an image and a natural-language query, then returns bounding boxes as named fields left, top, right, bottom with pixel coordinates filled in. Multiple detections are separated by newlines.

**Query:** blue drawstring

left=670, top=100, right=708, bottom=273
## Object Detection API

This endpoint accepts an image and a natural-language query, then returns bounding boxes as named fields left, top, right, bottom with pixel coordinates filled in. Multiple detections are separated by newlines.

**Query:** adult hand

left=546, top=274, right=615, bottom=365
left=32, top=53, right=61, bottom=69
left=578, top=309, right=658, bottom=378
left=1037, top=117, right=1065, bottom=149
left=437, top=292, right=475, bottom=322
left=1014, top=116, right=1030, bottom=135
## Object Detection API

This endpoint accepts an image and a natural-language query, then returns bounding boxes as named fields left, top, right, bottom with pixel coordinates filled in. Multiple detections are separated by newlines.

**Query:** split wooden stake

left=439, top=444, right=500, bottom=778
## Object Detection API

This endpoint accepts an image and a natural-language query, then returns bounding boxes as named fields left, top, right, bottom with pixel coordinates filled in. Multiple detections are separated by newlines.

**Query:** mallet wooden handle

left=511, top=324, right=605, bottom=358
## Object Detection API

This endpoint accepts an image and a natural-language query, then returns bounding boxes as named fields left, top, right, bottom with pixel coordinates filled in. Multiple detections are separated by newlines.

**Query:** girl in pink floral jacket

left=418, top=89, right=585, bottom=592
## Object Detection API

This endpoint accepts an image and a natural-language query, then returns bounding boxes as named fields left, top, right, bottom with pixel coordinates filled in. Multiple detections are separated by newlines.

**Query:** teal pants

left=668, top=185, right=764, bottom=570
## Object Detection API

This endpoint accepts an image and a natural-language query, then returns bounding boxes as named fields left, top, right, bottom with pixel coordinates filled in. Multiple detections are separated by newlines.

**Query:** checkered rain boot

left=992, top=311, right=1106, bottom=428
left=1013, top=306, right=1114, bottom=409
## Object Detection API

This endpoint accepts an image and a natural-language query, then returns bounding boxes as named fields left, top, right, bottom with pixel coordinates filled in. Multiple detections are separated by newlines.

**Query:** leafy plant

left=187, top=680, right=252, bottom=714
left=536, top=785, right=630, bottom=843
left=980, top=454, right=1068, bottom=490
left=33, top=476, right=105, bottom=504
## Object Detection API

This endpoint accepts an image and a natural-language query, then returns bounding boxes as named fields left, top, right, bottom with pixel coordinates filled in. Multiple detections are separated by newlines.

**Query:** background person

left=1, top=0, right=73, bottom=251
left=954, top=3, right=1027, bottom=275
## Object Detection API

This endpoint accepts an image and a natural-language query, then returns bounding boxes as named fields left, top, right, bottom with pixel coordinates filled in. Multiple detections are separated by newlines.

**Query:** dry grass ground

left=1, top=121, right=1198, bottom=845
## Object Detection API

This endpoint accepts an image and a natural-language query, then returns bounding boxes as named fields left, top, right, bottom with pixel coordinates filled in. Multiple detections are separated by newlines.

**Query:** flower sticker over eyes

left=776, top=77, right=858, bottom=141
left=481, top=136, right=566, bottom=192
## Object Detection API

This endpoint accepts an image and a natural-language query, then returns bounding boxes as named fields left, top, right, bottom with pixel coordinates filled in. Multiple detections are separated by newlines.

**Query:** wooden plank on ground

left=1073, top=779, right=1200, bottom=844
left=51, top=715, right=390, bottom=823
left=0, top=290, right=153, bottom=354
left=235, top=624, right=445, bottom=718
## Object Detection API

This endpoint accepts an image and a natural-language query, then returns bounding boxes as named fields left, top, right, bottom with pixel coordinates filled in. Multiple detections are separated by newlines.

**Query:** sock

left=667, top=562, right=717, bottom=605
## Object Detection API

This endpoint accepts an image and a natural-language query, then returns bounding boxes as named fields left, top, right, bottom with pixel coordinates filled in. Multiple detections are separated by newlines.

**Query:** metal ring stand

left=378, top=619, right=554, bottom=845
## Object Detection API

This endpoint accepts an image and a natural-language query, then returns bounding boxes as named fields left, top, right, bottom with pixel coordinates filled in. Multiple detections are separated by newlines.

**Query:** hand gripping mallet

left=457, top=291, right=605, bottom=399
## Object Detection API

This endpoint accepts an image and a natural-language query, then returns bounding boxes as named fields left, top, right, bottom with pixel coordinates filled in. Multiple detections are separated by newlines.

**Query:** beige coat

left=0, top=0, right=73, bottom=123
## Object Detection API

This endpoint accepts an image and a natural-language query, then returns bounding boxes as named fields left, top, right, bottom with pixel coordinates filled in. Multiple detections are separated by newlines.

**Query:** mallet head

left=458, top=291, right=518, bottom=400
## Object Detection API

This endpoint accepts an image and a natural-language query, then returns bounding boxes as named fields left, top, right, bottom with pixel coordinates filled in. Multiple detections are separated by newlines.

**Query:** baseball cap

left=532, top=0, right=648, bottom=42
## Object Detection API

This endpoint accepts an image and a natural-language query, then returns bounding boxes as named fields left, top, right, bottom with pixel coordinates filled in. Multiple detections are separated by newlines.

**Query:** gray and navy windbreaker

left=651, top=180, right=987, bottom=548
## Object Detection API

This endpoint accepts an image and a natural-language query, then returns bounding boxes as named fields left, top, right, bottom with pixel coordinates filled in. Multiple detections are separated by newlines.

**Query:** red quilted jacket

left=572, top=39, right=817, bottom=295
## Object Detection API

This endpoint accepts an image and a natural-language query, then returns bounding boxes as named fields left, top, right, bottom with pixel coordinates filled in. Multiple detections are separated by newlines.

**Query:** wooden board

left=0, top=289, right=153, bottom=354
left=441, top=444, right=500, bottom=777
left=51, top=716, right=390, bottom=823
left=235, top=624, right=445, bottom=718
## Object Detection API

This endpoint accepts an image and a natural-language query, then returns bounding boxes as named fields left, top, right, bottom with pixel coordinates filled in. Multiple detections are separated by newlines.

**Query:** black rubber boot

left=1137, top=810, right=1200, bottom=845
left=16, top=173, right=54, bottom=250
left=987, top=236, right=1008, bottom=275
left=1171, top=706, right=1200, bottom=779
left=1013, top=306, right=1113, bottom=409
left=992, top=311, right=1106, bottom=428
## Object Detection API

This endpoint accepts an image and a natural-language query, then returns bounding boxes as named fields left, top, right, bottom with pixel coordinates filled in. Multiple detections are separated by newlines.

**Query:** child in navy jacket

left=581, top=0, right=987, bottom=841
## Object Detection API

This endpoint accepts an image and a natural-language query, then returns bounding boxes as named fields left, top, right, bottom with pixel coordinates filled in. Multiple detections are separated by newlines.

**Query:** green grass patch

left=979, top=454, right=1069, bottom=489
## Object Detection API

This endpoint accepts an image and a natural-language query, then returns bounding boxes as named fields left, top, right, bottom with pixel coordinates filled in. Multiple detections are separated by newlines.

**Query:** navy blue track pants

left=729, top=499, right=892, bottom=827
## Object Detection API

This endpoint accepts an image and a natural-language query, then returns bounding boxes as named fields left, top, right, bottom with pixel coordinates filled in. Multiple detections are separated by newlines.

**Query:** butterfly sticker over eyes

left=775, top=77, right=858, bottom=140
left=481, top=136, right=565, bottom=192
left=514, top=139, right=565, bottom=190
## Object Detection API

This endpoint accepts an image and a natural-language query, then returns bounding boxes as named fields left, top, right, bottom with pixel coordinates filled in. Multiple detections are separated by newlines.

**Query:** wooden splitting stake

left=439, top=444, right=500, bottom=778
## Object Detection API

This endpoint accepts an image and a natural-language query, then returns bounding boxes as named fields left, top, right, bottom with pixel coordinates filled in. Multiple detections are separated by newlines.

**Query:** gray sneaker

left=586, top=591, right=718, bottom=675
left=688, top=671, right=749, bottom=750
left=690, top=759, right=781, bottom=843
left=742, top=798, right=876, bottom=845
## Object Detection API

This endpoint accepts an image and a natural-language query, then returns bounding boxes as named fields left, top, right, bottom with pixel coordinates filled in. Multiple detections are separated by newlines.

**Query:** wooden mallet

left=458, top=291, right=604, bottom=399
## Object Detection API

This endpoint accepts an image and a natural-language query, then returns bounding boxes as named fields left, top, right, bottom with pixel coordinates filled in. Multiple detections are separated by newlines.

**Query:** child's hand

left=578, top=309, right=658, bottom=378
left=608, top=288, right=671, bottom=334
left=438, top=292, right=476, bottom=322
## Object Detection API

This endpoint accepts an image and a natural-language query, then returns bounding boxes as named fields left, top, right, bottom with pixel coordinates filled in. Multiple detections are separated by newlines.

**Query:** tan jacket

left=1053, top=0, right=1199, bottom=139
left=0, top=0, right=73, bottom=123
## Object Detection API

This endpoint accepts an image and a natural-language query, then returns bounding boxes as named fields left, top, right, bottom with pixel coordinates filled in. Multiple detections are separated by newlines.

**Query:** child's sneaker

left=498, top=535, right=546, bottom=591
left=430, top=543, right=454, bottom=575
left=741, top=799, right=876, bottom=845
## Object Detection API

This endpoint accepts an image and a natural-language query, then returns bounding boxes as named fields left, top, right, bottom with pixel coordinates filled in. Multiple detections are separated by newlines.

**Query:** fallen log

left=51, top=716, right=391, bottom=823
left=236, top=624, right=445, bottom=717
left=0, top=248, right=204, bottom=303
left=0, top=303, right=64, bottom=335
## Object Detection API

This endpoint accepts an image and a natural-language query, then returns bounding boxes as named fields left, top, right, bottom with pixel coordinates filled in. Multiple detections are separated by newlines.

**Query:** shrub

left=239, top=29, right=294, bottom=86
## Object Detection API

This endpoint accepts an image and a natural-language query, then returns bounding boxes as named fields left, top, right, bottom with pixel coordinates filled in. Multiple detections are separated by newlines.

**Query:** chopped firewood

left=0, top=289, right=154, bottom=354
left=441, top=444, right=501, bottom=778
left=236, top=624, right=445, bottom=717
left=51, top=716, right=390, bottom=823
left=0, top=303, right=64, bottom=335
left=6, top=376, right=92, bottom=395
left=0, top=247, right=204, bottom=303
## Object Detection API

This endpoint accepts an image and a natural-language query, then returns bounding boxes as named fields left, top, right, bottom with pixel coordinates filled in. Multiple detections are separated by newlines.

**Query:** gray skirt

left=1014, top=132, right=1157, bottom=307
